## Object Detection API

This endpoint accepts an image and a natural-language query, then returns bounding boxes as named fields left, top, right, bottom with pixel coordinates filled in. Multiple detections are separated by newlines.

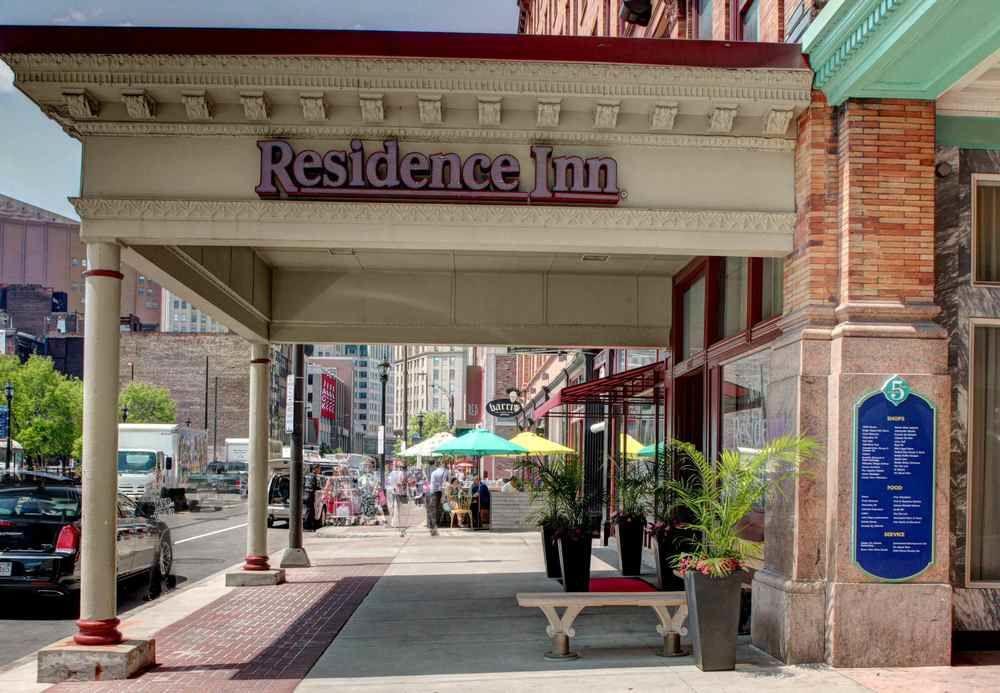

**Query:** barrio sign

left=255, top=139, right=620, bottom=205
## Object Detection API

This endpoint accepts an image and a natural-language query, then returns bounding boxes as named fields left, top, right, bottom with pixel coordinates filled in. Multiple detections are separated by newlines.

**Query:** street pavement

left=0, top=499, right=286, bottom=668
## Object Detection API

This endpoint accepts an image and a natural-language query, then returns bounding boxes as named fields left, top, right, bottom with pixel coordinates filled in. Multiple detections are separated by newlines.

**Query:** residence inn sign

left=256, top=139, right=621, bottom=205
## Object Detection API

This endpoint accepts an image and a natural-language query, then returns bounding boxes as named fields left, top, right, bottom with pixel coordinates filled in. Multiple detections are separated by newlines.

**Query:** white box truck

left=117, top=423, right=208, bottom=510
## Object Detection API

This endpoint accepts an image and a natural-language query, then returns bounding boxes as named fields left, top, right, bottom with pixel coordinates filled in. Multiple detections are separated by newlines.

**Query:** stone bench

left=516, top=591, right=688, bottom=660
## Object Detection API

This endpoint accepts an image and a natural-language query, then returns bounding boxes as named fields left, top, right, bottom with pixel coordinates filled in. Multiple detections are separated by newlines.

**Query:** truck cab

left=117, top=449, right=168, bottom=502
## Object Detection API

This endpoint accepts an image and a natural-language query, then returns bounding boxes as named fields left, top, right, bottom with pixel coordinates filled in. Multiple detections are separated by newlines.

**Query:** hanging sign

left=0, top=405, right=8, bottom=440
left=853, top=375, right=936, bottom=581
left=256, top=139, right=620, bottom=206
left=486, top=399, right=523, bottom=419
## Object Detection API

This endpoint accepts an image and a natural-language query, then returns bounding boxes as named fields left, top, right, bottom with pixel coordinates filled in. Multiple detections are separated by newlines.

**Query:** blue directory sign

left=0, top=405, right=7, bottom=440
left=853, top=376, right=936, bottom=581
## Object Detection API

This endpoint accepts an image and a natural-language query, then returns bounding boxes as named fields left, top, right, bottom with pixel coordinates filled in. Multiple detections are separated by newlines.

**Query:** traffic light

left=620, top=0, right=652, bottom=26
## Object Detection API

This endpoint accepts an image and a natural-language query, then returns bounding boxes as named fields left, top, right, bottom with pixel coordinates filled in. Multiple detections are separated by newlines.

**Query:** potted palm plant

left=518, top=455, right=578, bottom=580
left=613, top=462, right=651, bottom=576
left=648, top=442, right=694, bottom=590
left=662, top=435, right=816, bottom=671
left=553, top=460, right=598, bottom=592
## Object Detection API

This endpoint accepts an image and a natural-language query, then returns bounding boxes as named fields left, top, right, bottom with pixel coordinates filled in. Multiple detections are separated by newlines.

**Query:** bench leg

left=652, top=604, right=689, bottom=658
left=539, top=605, right=582, bottom=660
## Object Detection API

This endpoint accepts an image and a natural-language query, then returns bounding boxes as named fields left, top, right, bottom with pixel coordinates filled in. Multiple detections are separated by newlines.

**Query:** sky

left=0, top=1, right=520, bottom=220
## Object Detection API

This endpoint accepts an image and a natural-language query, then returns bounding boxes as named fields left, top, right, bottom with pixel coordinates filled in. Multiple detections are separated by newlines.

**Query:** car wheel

left=159, top=534, right=173, bottom=578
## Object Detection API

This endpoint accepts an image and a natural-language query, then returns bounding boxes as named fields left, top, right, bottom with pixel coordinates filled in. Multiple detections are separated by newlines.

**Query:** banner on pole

left=284, top=375, right=294, bottom=434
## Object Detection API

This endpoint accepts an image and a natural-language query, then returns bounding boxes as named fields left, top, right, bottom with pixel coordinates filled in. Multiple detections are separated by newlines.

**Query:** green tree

left=407, top=410, right=450, bottom=442
left=119, top=381, right=176, bottom=424
left=0, top=354, right=83, bottom=461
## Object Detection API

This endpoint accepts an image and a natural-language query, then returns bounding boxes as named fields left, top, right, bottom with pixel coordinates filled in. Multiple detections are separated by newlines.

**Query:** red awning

left=531, top=361, right=667, bottom=419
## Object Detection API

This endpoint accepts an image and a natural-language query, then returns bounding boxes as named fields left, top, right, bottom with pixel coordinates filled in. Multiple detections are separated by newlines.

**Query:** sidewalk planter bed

left=684, top=570, right=744, bottom=671
left=615, top=516, right=645, bottom=577
left=541, top=522, right=563, bottom=580
left=557, top=529, right=593, bottom=592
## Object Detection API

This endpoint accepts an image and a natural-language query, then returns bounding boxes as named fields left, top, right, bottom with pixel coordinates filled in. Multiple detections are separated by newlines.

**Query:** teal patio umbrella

left=638, top=441, right=665, bottom=458
left=432, top=428, right=528, bottom=481
left=432, top=428, right=528, bottom=457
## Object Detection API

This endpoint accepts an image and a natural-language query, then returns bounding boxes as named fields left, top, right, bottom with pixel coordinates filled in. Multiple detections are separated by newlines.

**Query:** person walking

left=427, top=460, right=449, bottom=535
left=304, top=464, right=320, bottom=531
left=386, top=462, right=406, bottom=529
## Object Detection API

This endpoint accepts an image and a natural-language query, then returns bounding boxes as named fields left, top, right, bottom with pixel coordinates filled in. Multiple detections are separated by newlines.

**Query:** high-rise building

left=160, top=289, right=228, bottom=333
left=312, top=344, right=394, bottom=455
left=391, top=344, right=472, bottom=439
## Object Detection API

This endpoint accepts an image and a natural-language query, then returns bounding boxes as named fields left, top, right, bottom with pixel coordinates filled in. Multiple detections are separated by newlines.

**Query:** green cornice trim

left=937, top=116, right=1000, bottom=150
left=803, top=0, right=1000, bottom=106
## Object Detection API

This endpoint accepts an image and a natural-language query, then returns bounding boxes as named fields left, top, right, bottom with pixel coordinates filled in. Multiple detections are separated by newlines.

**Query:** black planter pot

left=616, top=518, right=645, bottom=576
left=557, top=533, right=593, bottom=592
left=652, top=534, right=685, bottom=590
left=684, top=570, right=744, bottom=671
left=541, top=523, right=563, bottom=580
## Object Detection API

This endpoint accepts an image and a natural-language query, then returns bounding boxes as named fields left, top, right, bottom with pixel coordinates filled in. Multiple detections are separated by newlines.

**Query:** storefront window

left=681, top=277, right=705, bottom=360
left=719, top=258, right=748, bottom=339
left=971, top=324, right=1000, bottom=582
left=761, top=257, right=784, bottom=321
left=721, top=349, right=770, bottom=511
left=976, top=178, right=1000, bottom=283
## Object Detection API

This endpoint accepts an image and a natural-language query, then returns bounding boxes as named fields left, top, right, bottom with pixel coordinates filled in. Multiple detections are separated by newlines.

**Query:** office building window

left=738, top=0, right=759, bottom=41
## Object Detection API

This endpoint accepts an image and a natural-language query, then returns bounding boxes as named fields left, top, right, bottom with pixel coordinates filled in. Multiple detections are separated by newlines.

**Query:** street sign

left=852, top=375, right=936, bottom=581
left=377, top=425, right=385, bottom=455
left=284, top=375, right=294, bottom=434
left=0, top=405, right=7, bottom=440
left=485, top=399, right=523, bottom=418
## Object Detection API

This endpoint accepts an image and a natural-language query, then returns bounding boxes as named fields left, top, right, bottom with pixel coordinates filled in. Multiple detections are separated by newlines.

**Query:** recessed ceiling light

left=581, top=254, right=609, bottom=262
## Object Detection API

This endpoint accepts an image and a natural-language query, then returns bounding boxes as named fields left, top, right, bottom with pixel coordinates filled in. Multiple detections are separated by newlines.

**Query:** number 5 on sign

left=882, top=376, right=911, bottom=406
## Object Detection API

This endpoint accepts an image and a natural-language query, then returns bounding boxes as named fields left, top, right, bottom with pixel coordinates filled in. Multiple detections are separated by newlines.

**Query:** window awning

left=531, top=361, right=667, bottom=419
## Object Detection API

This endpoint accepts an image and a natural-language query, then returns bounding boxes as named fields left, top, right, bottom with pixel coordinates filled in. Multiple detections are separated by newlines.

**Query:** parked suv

left=0, top=472, right=173, bottom=602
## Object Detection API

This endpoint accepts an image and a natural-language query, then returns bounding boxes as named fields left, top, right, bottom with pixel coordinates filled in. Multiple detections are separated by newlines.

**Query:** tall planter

left=684, top=570, right=744, bottom=671
left=652, top=533, right=684, bottom=590
left=615, top=517, right=645, bottom=576
left=541, top=523, right=562, bottom=580
left=557, top=532, right=593, bottom=592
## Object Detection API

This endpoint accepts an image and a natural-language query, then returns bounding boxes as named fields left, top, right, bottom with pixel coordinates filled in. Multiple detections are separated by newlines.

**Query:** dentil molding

left=4, top=53, right=813, bottom=104
left=71, top=197, right=796, bottom=235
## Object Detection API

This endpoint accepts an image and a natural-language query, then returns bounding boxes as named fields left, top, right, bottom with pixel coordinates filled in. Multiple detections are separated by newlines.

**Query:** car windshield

left=0, top=485, right=81, bottom=521
left=117, top=451, right=157, bottom=473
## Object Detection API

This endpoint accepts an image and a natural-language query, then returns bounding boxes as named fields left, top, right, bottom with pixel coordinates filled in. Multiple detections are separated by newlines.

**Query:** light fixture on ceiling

left=581, top=254, right=609, bottom=262
left=328, top=248, right=356, bottom=255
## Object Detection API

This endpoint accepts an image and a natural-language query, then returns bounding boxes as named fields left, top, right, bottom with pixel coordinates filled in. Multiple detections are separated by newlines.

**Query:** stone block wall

left=490, top=492, right=539, bottom=530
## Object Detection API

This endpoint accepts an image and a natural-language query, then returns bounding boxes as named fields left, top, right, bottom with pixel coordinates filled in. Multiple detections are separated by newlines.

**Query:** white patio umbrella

left=398, top=431, right=455, bottom=458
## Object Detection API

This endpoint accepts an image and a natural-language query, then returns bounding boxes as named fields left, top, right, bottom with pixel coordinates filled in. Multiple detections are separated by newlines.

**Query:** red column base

left=74, top=618, right=123, bottom=646
left=243, top=554, right=270, bottom=571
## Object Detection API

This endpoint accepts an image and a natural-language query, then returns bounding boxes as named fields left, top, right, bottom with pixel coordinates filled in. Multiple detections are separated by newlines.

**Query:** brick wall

left=785, top=94, right=937, bottom=318
left=5, top=284, right=52, bottom=338
left=493, top=354, right=517, bottom=399
left=119, top=332, right=252, bottom=460
left=837, top=100, right=936, bottom=305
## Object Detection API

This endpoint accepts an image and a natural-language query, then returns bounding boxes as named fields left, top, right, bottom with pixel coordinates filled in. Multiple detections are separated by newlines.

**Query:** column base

left=226, top=568, right=286, bottom=587
left=279, top=546, right=311, bottom=568
left=74, top=618, right=123, bottom=646
left=751, top=570, right=825, bottom=664
left=242, top=554, right=271, bottom=571
left=828, top=581, right=951, bottom=667
left=38, top=637, right=155, bottom=683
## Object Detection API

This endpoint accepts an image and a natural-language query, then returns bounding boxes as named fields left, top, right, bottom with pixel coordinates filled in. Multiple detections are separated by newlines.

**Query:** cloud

left=0, top=61, right=14, bottom=93
left=53, top=8, right=104, bottom=24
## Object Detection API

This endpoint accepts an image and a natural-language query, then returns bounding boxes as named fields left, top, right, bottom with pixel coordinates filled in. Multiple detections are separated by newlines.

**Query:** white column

left=244, top=343, right=270, bottom=570
left=75, top=243, right=123, bottom=646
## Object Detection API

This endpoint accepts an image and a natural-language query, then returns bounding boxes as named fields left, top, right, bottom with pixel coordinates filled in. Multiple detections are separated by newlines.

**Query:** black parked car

left=0, top=472, right=173, bottom=602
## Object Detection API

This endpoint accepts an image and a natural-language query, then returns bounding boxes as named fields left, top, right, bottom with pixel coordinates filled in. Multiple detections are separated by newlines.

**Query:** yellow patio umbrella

left=619, top=433, right=646, bottom=458
left=508, top=431, right=576, bottom=455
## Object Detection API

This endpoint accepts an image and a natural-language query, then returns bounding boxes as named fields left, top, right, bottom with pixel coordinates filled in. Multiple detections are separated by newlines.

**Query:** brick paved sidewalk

left=50, top=558, right=391, bottom=692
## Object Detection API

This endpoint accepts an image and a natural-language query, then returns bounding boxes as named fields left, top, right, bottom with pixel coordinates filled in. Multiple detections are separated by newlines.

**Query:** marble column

left=243, top=343, right=271, bottom=571
left=75, top=242, right=123, bottom=646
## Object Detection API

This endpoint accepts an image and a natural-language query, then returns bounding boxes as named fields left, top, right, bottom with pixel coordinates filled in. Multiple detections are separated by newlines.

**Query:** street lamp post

left=377, top=360, right=389, bottom=490
left=417, top=411, right=425, bottom=442
left=127, top=361, right=134, bottom=381
left=4, top=381, right=13, bottom=472
left=121, top=404, right=129, bottom=423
